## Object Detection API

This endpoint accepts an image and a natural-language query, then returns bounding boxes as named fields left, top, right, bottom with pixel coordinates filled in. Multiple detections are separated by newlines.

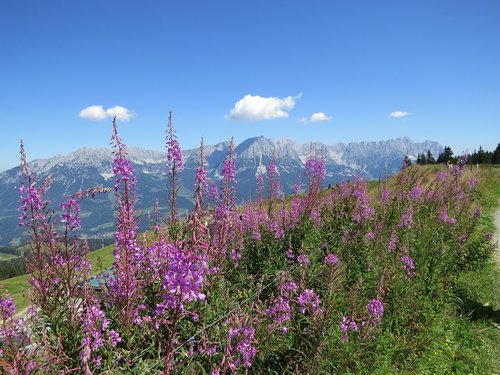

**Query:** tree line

left=415, top=143, right=500, bottom=165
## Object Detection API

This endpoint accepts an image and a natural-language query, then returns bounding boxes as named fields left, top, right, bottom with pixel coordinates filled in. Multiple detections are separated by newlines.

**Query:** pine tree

left=416, top=153, right=426, bottom=165
left=437, top=146, right=453, bottom=163
left=426, top=149, right=436, bottom=164
left=492, top=143, right=500, bottom=164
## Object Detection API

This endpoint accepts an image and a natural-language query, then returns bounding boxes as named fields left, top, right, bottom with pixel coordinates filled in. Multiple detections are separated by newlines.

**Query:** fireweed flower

left=436, top=171, right=449, bottom=181
left=289, top=197, right=303, bottom=228
left=59, top=198, right=81, bottom=231
left=166, top=113, right=184, bottom=174
left=293, top=174, right=302, bottom=195
left=467, top=178, right=479, bottom=190
left=166, top=111, right=184, bottom=224
left=80, top=304, right=118, bottom=360
left=109, top=117, right=143, bottom=329
left=108, top=330, right=122, bottom=347
left=151, top=241, right=207, bottom=314
left=458, top=234, right=468, bottom=245
left=439, top=209, right=457, bottom=224
left=305, top=152, right=326, bottom=206
left=266, top=296, right=292, bottom=332
left=339, top=316, right=358, bottom=342
left=398, top=207, right=414, bottom=229
left=410, top=184, right=423, bottom=200
left=352, top=178, right=375, bottom=223
left=297, top=289, right=322, bottom=315
left=227, top=326, right=257, bottom=369
left=269, top=220, right=284, bottom=239
left=309, top=209, right=322, bottom=226
left=0, top=292, right=16, bottom=319
left=380, top=188, right=391, bottom=205
left=297, top=254, right=310, bottom=267
left=388, top=231, right=398, bottom=252
left=18, top=185, right=46, bottom=226
left=366, top=298, right=384, bottom=324
left=401, top=255, right=416, bottom=278
left=453, top=153, right=469, bottom=175
left=366, top=231, right=376, bottom=241
left=323, top=253, right=339, bottom=266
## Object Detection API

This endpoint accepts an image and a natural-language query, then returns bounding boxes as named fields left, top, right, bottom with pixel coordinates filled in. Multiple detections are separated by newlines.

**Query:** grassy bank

left=416, top=164, right=500, bottom=373
left=0, top=244, right=115, bottom=313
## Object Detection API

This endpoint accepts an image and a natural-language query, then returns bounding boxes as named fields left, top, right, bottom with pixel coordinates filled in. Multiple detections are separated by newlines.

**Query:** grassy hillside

left=0, top=252, right=18, bottom=260
left=0, top=244, right=115, bottom=313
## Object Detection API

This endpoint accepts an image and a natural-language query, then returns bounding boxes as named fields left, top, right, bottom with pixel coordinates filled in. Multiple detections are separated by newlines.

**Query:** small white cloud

left=106, top=106, right=134, bottom=121
left=390, top=110, right=409, bottom=118
left=310, top=112, right=331, bottom=122
left=300, top=112, right=331, bottom=124
left=79, top=105, right=107, bottom=121
left=79, top=105, right=134, bottom=121
left=226, top=94, right=302, bottom=121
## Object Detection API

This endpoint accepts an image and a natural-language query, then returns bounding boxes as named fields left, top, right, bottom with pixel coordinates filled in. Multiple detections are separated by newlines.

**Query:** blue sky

left=0, top=0, right=499, bottom=172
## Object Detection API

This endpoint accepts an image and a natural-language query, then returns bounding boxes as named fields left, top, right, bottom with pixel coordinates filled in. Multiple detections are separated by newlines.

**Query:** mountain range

left=0, top=136, right=442, bottom=246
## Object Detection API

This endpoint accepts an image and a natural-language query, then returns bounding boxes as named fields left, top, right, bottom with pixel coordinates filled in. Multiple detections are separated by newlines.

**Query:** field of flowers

left=0, top=114, right=496, bottom=373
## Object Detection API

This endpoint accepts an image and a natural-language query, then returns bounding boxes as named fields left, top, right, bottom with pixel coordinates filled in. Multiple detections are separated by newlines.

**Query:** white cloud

left=300, top=112, right=331, bottom=124
left=390, top=110, right=409, bottom=118
left=310, top=112, right=331, bottom=122
left=106, top=106, right=134, bottom=121
left=226, top=94, right=302, bottom=121
left=79, top=105, right=134, bottom=121
left=79, top=105, right=107, bottom=121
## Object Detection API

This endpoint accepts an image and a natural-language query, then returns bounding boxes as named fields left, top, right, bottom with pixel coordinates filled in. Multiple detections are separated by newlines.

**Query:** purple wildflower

left=380, top=188, right=391, bottom=205
left=366, top=298, right=384, bottom=323
left=166, top=111, right=184, bottom=174
left=439, top=209, right=457, bottom=224
left=266, top=296, right=292, bottom=332
left=410, top=184, right=423, bottom=200
left=436, top=171, right=449, bottom=181
left=269, top=221, right=285, bottom=239
left=339, top=316, right=358, bottom=342
left=352, top=178, right=375, bottom=223
left=401, top=255, right=416, bottom=278
left=388, top=231, right=398, bottom=252
left=0, top=292, right=16, bottom=320
left=297, top=254, right=310, bottom=267
left=60, top=198, right=81, bottom=231
left=398, top=207, right=414, bottom=228
left=323, top=253, right=339, bottom=266
left=467, top=178, right=478, bottom=189
left=310, top=209, right=322, bottom=226
left=297, top=289, right=322, bottom=315
left=166, top=111, right=184, bottom=224
left=227, top=326, right=257, bottom=369
left=108, top=330, right=122, bottom=347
